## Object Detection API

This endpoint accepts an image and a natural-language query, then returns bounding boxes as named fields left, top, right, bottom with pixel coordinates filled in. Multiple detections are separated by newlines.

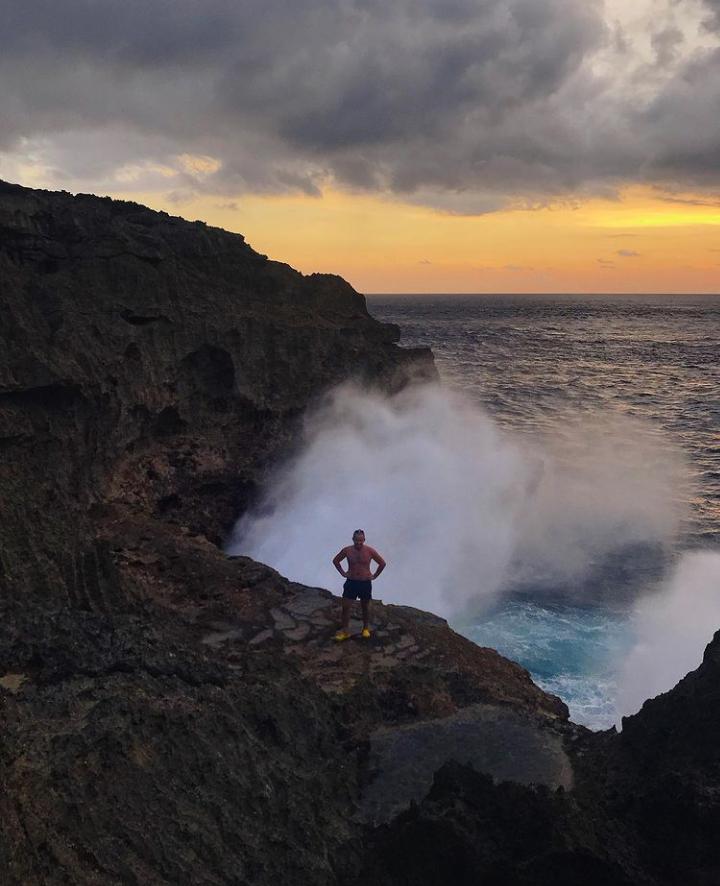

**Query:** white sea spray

left=228, top=382, right=687, bottom=618
left=617, top=551, right=720, bottom=723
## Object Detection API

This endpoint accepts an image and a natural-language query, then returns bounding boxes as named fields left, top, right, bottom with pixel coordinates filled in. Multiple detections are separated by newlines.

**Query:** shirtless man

left=332, top=530, right=386, bottom=641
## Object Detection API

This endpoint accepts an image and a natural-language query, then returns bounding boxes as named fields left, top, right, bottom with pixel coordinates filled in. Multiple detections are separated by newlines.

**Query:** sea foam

left=228, top=382, right=686, bottom=617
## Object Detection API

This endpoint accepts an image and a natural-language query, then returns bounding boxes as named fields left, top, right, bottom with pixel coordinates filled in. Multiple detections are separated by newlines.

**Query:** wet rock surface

left=1, top=182, right=720, bottom=885
left=361, top=704, right=573, bottom=825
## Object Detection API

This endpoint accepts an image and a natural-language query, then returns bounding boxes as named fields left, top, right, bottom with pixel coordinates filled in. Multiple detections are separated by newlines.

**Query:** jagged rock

left=1, top=181, right=718, bottom=885
left=0, top=178, right=434, bottom=607
left=0, top=182, right=566, bottom=885
left=356, top=761, right=637, bottom=886
left=360, top=703, right=573, bottom=825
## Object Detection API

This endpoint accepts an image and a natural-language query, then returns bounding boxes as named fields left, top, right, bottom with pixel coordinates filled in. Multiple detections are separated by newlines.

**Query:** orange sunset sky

left=118, top=184, right=720, bottom=294
left=2, top=0, right=720, bottom=294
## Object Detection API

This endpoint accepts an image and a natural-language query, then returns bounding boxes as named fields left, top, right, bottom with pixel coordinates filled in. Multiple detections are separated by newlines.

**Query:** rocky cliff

left=1, top=181, right=718, bottom=886
left=0, top=179, right=437, bottom=608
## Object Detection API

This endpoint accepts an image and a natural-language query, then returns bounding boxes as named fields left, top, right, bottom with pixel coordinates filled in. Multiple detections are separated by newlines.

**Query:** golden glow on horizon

left=112, top=185, right=720, bottom=294
left=590, top=199, right=720, bottom=229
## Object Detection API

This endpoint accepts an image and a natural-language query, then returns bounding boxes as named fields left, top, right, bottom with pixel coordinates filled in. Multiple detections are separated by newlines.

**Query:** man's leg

left=341, top=598, right=352, bottom=631
left=361, top=598, right=371, bottom=629
left=334, top=597, right=354, bottom=641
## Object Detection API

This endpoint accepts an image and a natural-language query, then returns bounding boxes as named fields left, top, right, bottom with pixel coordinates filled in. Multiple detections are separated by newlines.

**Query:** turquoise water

left=369, top=295, right=720, bottom=730
left=454, top=600, right=633, bottom=730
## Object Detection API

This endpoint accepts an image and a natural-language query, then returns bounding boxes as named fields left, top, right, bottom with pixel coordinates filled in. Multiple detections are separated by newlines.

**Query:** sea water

left=368, top=295, right=720, bottom=730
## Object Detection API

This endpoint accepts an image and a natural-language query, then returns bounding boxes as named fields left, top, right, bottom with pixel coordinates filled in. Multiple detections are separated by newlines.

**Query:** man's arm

left=370, top=548, right=386, bottom=580
left=332, top=548, right=348, bottom=577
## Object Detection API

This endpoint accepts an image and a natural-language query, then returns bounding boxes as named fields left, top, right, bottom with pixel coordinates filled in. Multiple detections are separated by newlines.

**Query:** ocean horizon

left=364, top=293, right=720, bottom=729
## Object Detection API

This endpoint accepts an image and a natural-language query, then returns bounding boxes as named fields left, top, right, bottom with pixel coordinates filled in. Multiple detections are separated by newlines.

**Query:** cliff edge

left=0, top=178, right=432, bottom=606
left=0, top=182, right=568, bottom=885
left=1, top=182, right=718, bottom=886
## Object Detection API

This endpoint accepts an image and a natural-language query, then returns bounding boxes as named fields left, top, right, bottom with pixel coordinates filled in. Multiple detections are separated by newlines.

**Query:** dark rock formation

left=1, top=180, right=718, bottom=886
left=0, top=178, right=433, bottom=606
left=353, top=629, right=720, bottom=886
left=0, top=181, right=564, bottom=884
left=357, top=762, right=637, bottom=886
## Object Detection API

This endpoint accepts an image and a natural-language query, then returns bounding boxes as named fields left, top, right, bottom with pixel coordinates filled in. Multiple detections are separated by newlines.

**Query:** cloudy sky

left=2, top=0, right=720, bottom=292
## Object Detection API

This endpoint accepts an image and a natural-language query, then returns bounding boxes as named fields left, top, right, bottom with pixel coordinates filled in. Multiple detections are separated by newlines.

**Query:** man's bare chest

left=346, top=546, right=371, bottom=565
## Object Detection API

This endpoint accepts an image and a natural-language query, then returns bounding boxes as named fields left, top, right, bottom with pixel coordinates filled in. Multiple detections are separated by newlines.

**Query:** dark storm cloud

left=1, top=1, right=242, bottom=65
left=651, top=26, right=684, bottom=66
left=635, top=45, right=720, bottom=186
left=1, top=0, right=720, bottom=209
left=702, top=0, right=720, bottom=30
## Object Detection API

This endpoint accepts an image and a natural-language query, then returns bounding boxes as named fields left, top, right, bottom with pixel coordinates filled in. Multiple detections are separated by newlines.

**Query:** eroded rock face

left=0, top=642, right=353, bottom=885
left=356, top=761, right=637, bottom=886
left=0, top=181, right=569, bottom=884
left=601, top=630, right=720, bottom=885
left=351, top=629, right=720, bottom=886
left=2, top=181, right=718, bottom=885
left=0, top=510, right=573, bottom=885
left=0, top=179, right=433, bottom=606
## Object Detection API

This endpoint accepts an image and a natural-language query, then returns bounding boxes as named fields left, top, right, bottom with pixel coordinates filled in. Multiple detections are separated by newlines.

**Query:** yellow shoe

left=334, top=630, right=351, bottom=642
left=361, top=627, right=371, bottom=639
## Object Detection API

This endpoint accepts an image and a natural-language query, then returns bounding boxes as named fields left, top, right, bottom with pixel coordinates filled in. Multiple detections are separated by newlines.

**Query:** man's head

left=352, top=529, right=365, bottom=548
